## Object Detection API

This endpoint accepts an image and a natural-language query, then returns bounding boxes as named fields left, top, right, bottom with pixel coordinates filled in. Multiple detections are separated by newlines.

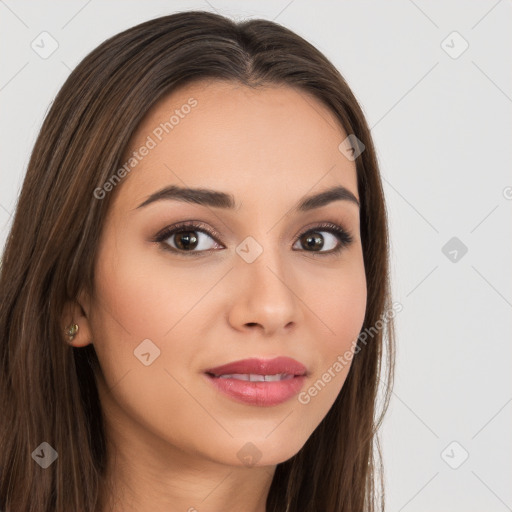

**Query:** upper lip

left=205, top=357, right=308, bottom=377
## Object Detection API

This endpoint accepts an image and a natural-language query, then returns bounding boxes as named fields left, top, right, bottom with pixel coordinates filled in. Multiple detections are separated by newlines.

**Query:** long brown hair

left=0, top=10, right=395, bottom=511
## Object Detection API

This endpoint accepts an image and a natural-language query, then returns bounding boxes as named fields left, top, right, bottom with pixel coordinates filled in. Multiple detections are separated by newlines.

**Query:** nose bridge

left=235, top=229, right=288, bottom=287
left=229, top=230, right=300, bottom=332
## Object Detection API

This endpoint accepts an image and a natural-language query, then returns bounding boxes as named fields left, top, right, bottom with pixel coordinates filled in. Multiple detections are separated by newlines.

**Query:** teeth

left=216, top=373, right=294, bottom=381
left=263, top=374, right=294, bottom=382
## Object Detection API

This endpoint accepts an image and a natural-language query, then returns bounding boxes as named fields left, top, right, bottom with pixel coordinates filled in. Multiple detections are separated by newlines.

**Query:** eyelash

left=152, top=220, right=354, bottom=257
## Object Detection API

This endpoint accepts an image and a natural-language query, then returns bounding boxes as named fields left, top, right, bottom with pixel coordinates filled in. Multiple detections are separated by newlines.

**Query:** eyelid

left=153, top=220, right=222, bottom=243
left=295, top=220, right=353, bottom=240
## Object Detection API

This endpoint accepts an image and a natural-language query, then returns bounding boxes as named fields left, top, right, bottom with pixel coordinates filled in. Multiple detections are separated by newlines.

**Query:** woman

left=0, top=10, right=395, bottom=512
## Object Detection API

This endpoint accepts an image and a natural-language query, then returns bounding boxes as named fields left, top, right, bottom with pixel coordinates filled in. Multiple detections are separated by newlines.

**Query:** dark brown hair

left=0, top=10, right=395, bottom=511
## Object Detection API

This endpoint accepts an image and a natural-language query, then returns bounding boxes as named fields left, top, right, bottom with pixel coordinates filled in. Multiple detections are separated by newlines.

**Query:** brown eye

left=298, top=231, right=326, bottom=251
left=161, top=228, right=219, bottom=252
left=173, top=230, right=199, bottom=251
left=153, top=222, right=223, bottom=254
left=292, top=223, right=353, bottom=255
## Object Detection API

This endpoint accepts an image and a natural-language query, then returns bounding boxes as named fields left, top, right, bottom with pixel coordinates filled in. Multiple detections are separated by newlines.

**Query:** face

left=73, top=80, right=367, bottom=470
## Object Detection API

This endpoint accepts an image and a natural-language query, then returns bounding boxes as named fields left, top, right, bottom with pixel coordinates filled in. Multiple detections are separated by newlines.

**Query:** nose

left=226, top=248, right=303, bottom=337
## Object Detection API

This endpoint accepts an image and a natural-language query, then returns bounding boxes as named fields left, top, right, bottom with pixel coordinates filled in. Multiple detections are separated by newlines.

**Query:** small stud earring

left=65, top=323, right=79, bottom=341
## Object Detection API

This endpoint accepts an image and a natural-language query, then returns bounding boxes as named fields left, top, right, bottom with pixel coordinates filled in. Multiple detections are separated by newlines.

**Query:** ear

left=61, top=289, right=93, bottom=347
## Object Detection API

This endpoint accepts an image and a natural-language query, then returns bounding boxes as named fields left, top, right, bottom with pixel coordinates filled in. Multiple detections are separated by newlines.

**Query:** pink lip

left=204, top=357, right=308, bottom=407
left=205, top=356, right=307, bottom=377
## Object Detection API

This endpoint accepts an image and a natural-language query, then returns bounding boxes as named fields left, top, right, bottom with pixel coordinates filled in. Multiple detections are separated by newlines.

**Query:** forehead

left=115, top=80, right=358, bottom=210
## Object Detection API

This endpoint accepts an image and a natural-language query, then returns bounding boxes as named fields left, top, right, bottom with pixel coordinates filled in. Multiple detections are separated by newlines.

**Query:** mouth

left=204, top=356, right=308, bottom=378
left=203, top=357, right=308, bottom=406
left=205, top=373, right=297, bottom=382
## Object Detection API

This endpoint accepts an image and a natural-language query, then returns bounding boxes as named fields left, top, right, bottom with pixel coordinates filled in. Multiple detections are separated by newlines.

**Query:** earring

left=65, top=323, right=79, bottom=341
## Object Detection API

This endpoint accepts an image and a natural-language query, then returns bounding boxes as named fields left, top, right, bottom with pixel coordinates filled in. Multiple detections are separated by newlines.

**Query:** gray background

left=1, top=1, right=511, bottom=510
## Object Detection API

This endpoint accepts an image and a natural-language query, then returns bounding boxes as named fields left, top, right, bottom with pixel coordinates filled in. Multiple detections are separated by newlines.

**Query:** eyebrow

left=135, top=184, right=360, bottom=211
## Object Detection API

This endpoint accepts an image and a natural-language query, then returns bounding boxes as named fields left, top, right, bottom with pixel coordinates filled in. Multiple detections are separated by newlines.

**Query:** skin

left=63, top=80, right=367, bottom=512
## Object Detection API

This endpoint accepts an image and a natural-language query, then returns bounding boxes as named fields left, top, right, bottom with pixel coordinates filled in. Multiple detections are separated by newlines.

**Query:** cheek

left=93, top=254, right=164, bottom=339
left=329, top=275, right=367, bottom=349
left=92, top=236, right=200, bottom=341
left=89, top=240, right=215, bottom=439
left=303, top=256, right=367, bottom=398
left=88, top=235, right=186, bottom=387
left=89, top=234, right=225, bottom=389
left=307, top=255, right=367, bottom=353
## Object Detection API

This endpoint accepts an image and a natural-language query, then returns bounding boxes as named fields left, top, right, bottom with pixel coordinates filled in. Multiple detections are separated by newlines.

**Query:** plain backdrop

left=1, top=1, right=511, bottom=511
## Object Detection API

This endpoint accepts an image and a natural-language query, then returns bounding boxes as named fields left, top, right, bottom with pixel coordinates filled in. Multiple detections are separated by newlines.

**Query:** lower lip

left=204, top=373, right=306, bottom=406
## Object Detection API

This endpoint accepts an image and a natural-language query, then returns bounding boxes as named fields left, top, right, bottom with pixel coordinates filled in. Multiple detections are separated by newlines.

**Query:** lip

left=204, top=357, right=308, bottom=407
left=205, top=356, right=308, bottom=377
